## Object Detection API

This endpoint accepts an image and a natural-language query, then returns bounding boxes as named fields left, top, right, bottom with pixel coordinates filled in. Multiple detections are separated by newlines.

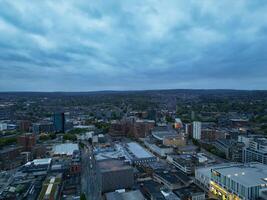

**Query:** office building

left=32, top=122, right=54, bottom=134
left=215, top=139, right=244, bottom=162
left=193, top=121, right=201, bottom=140
left=17, top=133, right=36, bottom=151
left=53, top=112, right=65, bottom=133
left=19, top=120, right=31, bottom=132
left=240, top=135, right=267, bottom=164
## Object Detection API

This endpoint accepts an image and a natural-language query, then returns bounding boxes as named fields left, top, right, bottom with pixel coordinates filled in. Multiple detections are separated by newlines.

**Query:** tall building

left=32, top=122, right=54, bottom=134
left=53, top=112, right=65, bottom=133
left=17, top=133, right=36, bottom=151
left=19, top=120, right=31, bottom=132
left=193, top=121, right=201, bottom=140
left=0, top=122, right=7, bottom=131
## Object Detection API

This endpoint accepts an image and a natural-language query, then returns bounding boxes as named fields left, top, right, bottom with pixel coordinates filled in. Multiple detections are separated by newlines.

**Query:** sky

left=0, top=0, right=267, bottom=91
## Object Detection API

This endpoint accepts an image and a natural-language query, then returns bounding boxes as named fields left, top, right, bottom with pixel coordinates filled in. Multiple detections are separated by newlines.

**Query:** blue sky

left=0, top=0, right=267, bottom=91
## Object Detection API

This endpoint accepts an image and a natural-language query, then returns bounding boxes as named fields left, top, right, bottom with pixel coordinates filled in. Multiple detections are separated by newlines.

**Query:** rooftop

left=98, top=159, right=132, bottom=173
left=52, top=143, right=79, bottom=156
left=126, top=142, right=154, bottom=159
left=25, top=158, right=52, bottom=166
left=174, top=184, right=204, bottom=198
left=106, top=190, right=145, bottom=200
left=213, top=162, right=267, bottom=187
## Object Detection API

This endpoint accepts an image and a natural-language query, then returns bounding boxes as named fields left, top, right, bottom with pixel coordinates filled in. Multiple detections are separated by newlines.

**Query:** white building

left=144, top=141, right=173, bottom=157
left=193, top=121, right=201, bottom=140
left=0, top=123, right=8, bottom=131
left=195, top=163, right=267, bottom=200
left=52, top=143, right=79, bottom=156
left=123, top=142, right=157, bottom=165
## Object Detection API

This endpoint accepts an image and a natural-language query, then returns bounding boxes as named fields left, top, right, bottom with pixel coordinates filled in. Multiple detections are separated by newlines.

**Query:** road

left=81, top=142, right=101, bottom=200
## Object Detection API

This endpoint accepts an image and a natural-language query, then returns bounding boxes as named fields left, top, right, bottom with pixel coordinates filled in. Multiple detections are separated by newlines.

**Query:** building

left=140, top=180, right=166, bottom=200
left=0, top=122, right=7, bottom=131
left=105, top=190, right=146, bottom=200
left=185, top=123, right=193, bottom=137
left=196, top=163, right=267, bottom=200
left=38, top=174, right=62, bottom=200
left=195, top=165, right=213, bottom=191
left=174, top=118, right=183, bottom=129
left=167, top=154, right=197, bottom=174
left=123, top=142, right=157, bottom=165
left=52, top=143, right=79, bottom=157
left=0, top=146, right=24, bottom=170
left=215, top=139, right=244, bottom=162
left=151, top=126, right=186, bottom=147
left=144, top=142, right=173, bottom=157
left=19, top=120, right=31, bottom=132
left=240, top=135, right=267, bottom=164
left=173, top=184, right=205, bottom=200
left=230, top=118, right=249, bottom=128
left=211, top=163, right=267, bottom=200
left=153, top=169, right=190, bottom=190
left=98, top=159, right=134, bottom=193
left=32, top=122, right=54, bottom=134
left=23, top=158, right=52, bottom=172
left=133, top=119, right=155, bottom=138
left=193, top=121, right=201, bottom=140
left=53, top=112, right=65, bottom=133
left=17, top=133, right=36, bottom=151
left=109, top=120, right=125, bottom=137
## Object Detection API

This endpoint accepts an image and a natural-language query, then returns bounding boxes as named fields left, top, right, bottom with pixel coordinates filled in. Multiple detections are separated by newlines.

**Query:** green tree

left=80, top=193, right=87, bottom=200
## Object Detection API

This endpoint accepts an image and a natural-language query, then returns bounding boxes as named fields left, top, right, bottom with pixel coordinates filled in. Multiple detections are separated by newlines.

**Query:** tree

left=63, top=133, right=77, bottom=141
left=80, top=193, right=87, bottom=200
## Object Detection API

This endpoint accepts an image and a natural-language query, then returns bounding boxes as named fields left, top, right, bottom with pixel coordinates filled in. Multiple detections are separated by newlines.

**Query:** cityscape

left=0, top=90, right=267, bottom=200
left=1, top=1, right=267, bottom=200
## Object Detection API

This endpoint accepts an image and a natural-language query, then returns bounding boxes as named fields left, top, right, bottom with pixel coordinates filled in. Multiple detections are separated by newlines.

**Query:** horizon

left=1, top=88, right=267, bottom=93
left=0, top=1, right=267, bottom=91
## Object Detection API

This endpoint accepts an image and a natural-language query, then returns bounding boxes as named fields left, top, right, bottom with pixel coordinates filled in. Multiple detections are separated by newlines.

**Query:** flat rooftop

left=174, top=184, right=204, bottom=197
left=106, top=190, right=145, bottom=200
left=25, top=158, right=52, bottom=166
left=126, top=142, right=154, bottom=159
left=98, top=159, right=132, bottom=173
left=52, top=143, right=79, bottom=156
left=213, top=163, right=267, bottom=187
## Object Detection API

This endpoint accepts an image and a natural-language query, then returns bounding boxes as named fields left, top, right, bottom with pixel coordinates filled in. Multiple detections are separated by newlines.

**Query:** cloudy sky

left=0, top=0, right=267, bottom=91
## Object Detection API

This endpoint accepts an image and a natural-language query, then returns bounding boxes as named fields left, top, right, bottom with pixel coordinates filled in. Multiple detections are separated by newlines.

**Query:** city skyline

left=0, top=0, right=267, bottom=91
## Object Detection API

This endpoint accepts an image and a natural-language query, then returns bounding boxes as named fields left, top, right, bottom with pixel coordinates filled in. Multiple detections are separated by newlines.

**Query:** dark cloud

left=0, top=0, right=267, bottom=91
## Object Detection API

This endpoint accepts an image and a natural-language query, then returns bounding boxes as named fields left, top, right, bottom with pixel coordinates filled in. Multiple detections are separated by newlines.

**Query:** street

left=81, top=142, right=101, bottom=200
